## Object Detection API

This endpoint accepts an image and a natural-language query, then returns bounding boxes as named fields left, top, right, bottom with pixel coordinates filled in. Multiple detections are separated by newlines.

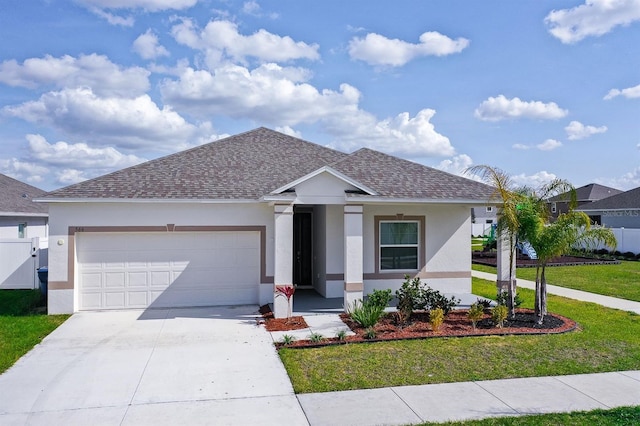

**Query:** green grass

left=472, top=261, right=640, bottom=302
left=471, top=238, right=485, bottom=251
left=0, top=290, right=69, bottom=374
left=279, top=278, right=640, bottom=393
left=421, top=405, right=640, bottom=425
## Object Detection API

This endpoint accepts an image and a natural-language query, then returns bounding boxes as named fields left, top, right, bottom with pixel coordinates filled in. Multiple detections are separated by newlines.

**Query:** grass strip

left=472, top=261, right=640, bottom=302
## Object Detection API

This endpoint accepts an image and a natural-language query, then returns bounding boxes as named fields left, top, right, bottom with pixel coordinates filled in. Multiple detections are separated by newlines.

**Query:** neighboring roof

left=578, top=186, right=640, bottom=211
left=0, top=173, right=48, bottom=215
left=42, top=127, right=495, bottom=203
left=549, top=183, right=622, bottom=204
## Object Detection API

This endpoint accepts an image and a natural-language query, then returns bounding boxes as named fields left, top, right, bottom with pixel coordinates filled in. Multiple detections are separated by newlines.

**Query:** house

left=577, top=186, right=640, bottom=229
left=548, top=183, right=622, bottom=222
left=39, top=128, right=495, bottom=317
left=0, top=173, right=48, bottom=239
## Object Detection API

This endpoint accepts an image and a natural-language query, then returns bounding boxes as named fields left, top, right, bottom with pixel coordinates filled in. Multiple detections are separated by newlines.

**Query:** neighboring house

left=39, top=128, right=495, bottom=316
left=548, top=183, right=622, bottom=222
left=472, top=206, right=497, bottom=225
left=0, top=173, right=48, bottom=239
left=577, top=186, right=640, bottom=229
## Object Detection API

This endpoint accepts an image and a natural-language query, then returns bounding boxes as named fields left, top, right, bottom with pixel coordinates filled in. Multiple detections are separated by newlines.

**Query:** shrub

left=475, top=298, right=492, bottom=309
left=424, top=288, right=460, bottom=315
left=429, top=308, right=444, bottom=332
left=335, top=329, right=347, bottom=341
left=366, top=289, right=393, bottom=310
left=468, top=303, right=484, bottom=330
left=280, top=334, right=296, bottom=345
left=348, top=300, right=385, bottom=328
left=396, top=276, right=425, bottom=322
left=492, top=305, right=508, bottom=328
left=623, top=251, right=636, bottom=259
left=308, top=332, right=324, bottom=343
left=395, top=275, right=460, bottom=321
left=496, top=291, right=522, bottom=308
left=363, top=327, right=377, bottom=340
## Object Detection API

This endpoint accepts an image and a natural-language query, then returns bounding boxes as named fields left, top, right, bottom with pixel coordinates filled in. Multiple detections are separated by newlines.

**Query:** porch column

left=344, top=205, right=364, bottom=310
left=274, top=203, right=294, bottom=319
left=496, top=229, right=515, bottom=294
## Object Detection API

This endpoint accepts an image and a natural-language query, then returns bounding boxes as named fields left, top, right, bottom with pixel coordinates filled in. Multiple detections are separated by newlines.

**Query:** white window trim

left=379, top=220, right=420, bottom=272
left=486, top=206, right=493, bottom=212
left=551, top=202, right=557, bottom=213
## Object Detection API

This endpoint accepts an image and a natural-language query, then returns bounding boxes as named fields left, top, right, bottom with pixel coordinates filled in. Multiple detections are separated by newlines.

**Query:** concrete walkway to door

left=0, top=306, right=307, bottom=425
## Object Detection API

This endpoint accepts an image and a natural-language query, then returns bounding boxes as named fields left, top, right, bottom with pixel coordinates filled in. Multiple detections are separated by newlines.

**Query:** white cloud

left=133, top=30, right=170, bottom=60
left=474, top=95, right=568, bottom=121
left=160, top=64, right=358, bottom=125
left=4, top=87, right=214, bottom=151
left=26, top=134, right=146, bottom=169
left=348, top=31, right=469, bottom=67
left=275, top=126, right=302, bottom=138
left=88, top=7, right=134, bottom=26
left=435, top=154, right=474, bottom=176
left=596, top=167, right=640, bottom=190
left=325, top=108, right=455, bottom=157
left=161, top=63, right=454, bottom=157
left=56, top=169, right=89, bottom=185
left=0, top=54, right=150, bottom=97
left=170, top=18, right=319, bottom=65
left=565, top=120, right=607, bottom=140
left=512, top=171, right=558, bottom=188
left=604, top=83, right=640, bottom=100
left=0, top=158, right=48, bottom=184
left=512, top=143, right=531, bottom=150
left=536, top=139, right=563, bottom=151
left=545, top=0, right=640, bottom=44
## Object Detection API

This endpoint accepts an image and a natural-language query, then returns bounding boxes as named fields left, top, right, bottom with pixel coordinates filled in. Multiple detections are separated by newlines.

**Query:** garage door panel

left=77, top=232, right=261, bottom=310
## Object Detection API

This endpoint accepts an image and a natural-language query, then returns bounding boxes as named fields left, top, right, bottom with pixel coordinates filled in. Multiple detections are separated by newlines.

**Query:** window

left=18, top=223, right=26, bottom=238
left=379, top=221, right=419, bottom=270
left=485, top=206, right=494, bottom=212
left=551, top=202, right=557, bottom=213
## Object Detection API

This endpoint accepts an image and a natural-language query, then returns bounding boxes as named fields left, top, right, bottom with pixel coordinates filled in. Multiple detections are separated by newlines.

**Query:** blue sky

left=0, top=0, right=639, bottom=192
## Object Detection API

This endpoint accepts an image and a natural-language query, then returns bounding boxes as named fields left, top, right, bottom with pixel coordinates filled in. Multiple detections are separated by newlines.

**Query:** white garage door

left=77, top=231, right=260, bottom=310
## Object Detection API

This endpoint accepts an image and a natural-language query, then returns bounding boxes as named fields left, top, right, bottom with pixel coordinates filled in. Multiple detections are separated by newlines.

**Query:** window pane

left=380, top=222, right=418, bottom=245
left=381, top=247, right=418, bottom=270
left=18, top=223, right=26, bottom=239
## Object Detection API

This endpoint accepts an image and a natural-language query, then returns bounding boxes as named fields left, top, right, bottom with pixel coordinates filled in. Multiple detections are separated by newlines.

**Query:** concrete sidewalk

left=297, top=371, right=640, bottom=425
left=472, top=270, right=640, bottom=314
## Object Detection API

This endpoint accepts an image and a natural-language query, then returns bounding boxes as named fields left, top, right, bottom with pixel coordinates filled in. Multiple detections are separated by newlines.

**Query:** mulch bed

left=260, top=304, right=578, bottom=348
left=473, top=252, right=620, bottom=268
left=259, top=304, right=309, bottom=331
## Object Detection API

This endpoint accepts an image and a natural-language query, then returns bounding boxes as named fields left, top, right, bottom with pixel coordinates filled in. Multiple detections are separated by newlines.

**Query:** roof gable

left=0, top=174, right=48, bottom=215
left=331, top=148, right=495, bottom=201
left=270, top=166, right=376, bottom=196
left=549, top=183, right=622, bottom=203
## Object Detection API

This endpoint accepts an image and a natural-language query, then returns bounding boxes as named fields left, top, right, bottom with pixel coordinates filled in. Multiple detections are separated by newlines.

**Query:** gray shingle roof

left=549, top=183, right=622, bottom=204
left=331, top=148, right=494, bottom=200
left=0, top=174, right=48, bottom=215
left=43, top=127, right=494, bottom=202
left=578, top=186, right=640, bottom=211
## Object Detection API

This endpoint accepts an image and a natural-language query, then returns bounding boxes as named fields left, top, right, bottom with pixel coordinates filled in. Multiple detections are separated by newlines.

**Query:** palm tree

left=465, top=165, right=521, bottom=317
left=517, top=182, right=617, bottom=323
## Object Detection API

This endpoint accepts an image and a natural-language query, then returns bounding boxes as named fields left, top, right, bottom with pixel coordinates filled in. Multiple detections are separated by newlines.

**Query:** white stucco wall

left=0, top=216, right=48, bottom=239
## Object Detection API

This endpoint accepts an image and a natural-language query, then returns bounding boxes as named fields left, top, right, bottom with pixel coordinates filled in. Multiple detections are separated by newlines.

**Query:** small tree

left=275, top=285, right=295, bottom=321
left=517, top=184, right=617, bottom=324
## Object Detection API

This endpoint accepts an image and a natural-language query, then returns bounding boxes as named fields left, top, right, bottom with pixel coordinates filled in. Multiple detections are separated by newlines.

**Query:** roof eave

left=345, top=195, right=500, bottom=205
left=36, top=197, right=259, bottom=204
left=0, top=211, right=48, bottom=217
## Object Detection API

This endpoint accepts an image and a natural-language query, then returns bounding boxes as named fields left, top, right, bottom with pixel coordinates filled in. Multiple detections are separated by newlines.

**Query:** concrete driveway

left=0, top=306, right=308, bottom=425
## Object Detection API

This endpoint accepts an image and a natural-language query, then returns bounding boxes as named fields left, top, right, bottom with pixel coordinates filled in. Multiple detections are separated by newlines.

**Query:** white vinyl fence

left=608, top=228, right=640, bottom=254
left=472, top=223, right=494, bottom=237
left=0, top=237, right=47, bottom=290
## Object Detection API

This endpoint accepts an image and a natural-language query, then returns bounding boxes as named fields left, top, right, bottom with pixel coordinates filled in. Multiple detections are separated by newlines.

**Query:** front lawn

left=473, top=261, right=640, bottom=302
left=279, top=278, right=640, bottom=393
left=0, top=290, right=69, bottom=374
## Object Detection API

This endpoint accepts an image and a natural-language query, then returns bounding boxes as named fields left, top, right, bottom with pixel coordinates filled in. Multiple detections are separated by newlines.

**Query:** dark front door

left=293, top=211, right=313, bottom=287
